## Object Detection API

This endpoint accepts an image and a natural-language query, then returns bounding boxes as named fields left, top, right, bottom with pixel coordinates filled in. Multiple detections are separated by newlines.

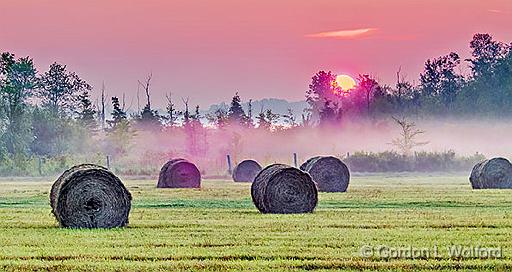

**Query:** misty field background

left=1, top=175, right=511, bottom=271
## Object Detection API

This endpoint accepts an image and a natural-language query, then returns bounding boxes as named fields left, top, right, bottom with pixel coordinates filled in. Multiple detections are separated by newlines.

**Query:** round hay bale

left=157, top=158, right=201, bottom=188
left=232, top=160, right=262, bottom=182
left=469, top=157, right=512, bottom=189
left=50, top=164, right=132, bottom=228
left=300, top=156, right=350, bottom=192
left=469, top=160, right=485, bottom=189
left=251, top=164, right=317, bottom=214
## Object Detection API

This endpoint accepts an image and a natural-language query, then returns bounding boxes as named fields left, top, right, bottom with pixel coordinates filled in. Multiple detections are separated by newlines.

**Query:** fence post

left=293, top=153, right=298, bottom=168
left=226, top=155, right=232, bottom=175
left=106, top=155, right=111, bottom=170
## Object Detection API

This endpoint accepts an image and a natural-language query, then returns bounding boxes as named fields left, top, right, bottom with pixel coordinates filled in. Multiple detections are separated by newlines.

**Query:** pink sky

left=1, top=0, right=511, bottom=108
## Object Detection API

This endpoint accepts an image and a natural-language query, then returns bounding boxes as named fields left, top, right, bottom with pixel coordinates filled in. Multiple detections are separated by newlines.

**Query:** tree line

left=306, top=33, right=512, bottom=126
left=0, top=50, right=287, bottom=173
left=0, top=33, right=510, bottom=174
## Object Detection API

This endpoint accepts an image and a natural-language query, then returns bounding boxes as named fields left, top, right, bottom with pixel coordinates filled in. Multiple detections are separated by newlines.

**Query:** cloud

left=488, top=9, right=508, bottom=14
left=305, top=28, right=378, bottom=39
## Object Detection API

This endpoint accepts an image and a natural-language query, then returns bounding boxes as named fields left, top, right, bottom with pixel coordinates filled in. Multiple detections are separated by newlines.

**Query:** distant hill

left=205, top=98, right=308, bottom=117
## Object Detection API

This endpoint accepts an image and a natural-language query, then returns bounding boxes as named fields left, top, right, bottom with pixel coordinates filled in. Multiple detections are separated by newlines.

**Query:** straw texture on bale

left=300, top=156, right=350, bottom=192
left=251, top=164, right=317, bottom=214
left=50, top=164, right=132, bottom=228
left=232, top=160, right=262, bottom=182
left=469, top=157, right=512, bottom=189
left=157, top=158, right=201, bottom=188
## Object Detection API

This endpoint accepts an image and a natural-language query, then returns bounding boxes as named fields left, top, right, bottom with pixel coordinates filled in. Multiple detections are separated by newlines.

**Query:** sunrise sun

left=336, top=74, right=357, bottom=91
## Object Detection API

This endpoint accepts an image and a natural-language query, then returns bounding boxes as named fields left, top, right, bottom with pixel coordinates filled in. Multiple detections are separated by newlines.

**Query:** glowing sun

left=336, top=74, right=357, bottom=91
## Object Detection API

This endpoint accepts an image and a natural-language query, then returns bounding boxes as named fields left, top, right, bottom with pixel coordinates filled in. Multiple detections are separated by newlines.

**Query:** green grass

left=1, top=174, right=512, bottom=271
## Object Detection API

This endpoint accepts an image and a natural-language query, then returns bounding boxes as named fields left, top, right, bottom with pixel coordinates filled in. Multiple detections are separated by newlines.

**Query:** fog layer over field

left=129, top=118, right=510, bottom=174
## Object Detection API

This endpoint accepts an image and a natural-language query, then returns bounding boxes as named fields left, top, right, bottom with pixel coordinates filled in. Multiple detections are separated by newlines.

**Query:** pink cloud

left=305, top=28, right=378, bottom=39
left=488, top=9, right=508, bottom=14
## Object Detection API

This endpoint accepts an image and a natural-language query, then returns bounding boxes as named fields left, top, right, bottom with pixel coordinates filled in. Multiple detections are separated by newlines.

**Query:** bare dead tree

left=396, top=66, right=409, bottom=111
left=138, top=73, right=152, bottom=109
left=390, top=116, right=429, bottom=156
left=100, top=82, right=106, bottom=129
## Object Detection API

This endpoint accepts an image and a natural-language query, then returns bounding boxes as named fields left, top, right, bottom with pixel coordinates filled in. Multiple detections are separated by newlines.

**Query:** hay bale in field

left=300, top=156, right=350, bottom=192
left=50, top=164, right=132, bottom=228
left=469, top=160, right=485, bottom=189
left=232, top=160, right=262, bottom=182
left=469, top=157, right=512, bottom=189
left=157, top=158, right=201, bottom=188
left=251, top=164, right=317, bottom=214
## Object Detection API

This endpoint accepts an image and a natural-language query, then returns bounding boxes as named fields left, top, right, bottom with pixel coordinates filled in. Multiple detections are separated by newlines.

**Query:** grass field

left=1, top=174, right=512, bottom=271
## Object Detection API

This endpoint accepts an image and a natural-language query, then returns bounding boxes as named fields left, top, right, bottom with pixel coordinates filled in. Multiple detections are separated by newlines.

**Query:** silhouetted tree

left=257, top=109, right=279, bottom=131
left=306, top=71, right=344, bottom=125
left=468, top=33, right=510, bottom=78
left=394, top=68, right=417, bottom=113
left=420, top=52, right=462, bottom=108
left=256, top=111, right=270, bottom=131
left=228, top=92, right=249, bottom=126
left=282, top=108, right=297, bottom=127
left=165, top=92, right=181, bottom=127
left=184, top=104, right=207, bottom=156
left=76, top=90, right=97, bottom=131
left=247, top=99, right=253, bottom=127
left=0, top=52, right=37, bottom=155
left=182, top=97, right=190, bottom=126
left=37, top=63, right=91, bottom=115
left=192, top=105, right=200, bottom=121
left=357, top=74, right=381, bottom=116
left=206, top=108, right=228, bottom=128
left=105, top=96, right=133, bottom=156
left=319, top=100, right=340, bottom=125
left=108, top=96, right=127, bottom=129
left=137, top=74, right=161, bottom=129
left=99, top=83, right=107, bottom=129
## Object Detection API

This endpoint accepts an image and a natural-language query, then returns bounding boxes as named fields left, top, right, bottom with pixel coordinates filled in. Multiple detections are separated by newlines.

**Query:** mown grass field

left=1, top=174, right=512, bottom=271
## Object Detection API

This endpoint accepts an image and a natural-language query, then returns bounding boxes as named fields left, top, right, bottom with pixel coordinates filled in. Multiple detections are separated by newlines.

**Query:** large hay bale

left=157, top=158, right=201, bottom=188
left=251, top=164, right=317, bottom=214
left=300, top=156, right=350, bottom=192
left=469, top=157, right=512, bottom=189
left=469, top=161, right=485, bottom=189
left=50, top=164, right=132, bottom=228
left=232, top=160, right=262, bottom=182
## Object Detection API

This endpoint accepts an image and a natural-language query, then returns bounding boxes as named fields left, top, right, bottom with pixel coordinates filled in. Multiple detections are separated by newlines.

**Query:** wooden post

left=293, top=153, right=298, bottom=168
left=106, top=155, right=111, bottom=170
left=226, top=155, right=232, bottom=175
